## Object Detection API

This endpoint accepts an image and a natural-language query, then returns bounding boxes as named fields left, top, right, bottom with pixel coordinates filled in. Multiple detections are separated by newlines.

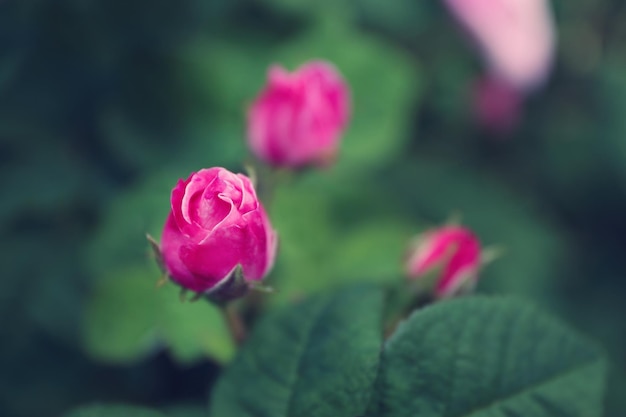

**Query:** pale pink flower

left=444, top=0, right=556, bottom=91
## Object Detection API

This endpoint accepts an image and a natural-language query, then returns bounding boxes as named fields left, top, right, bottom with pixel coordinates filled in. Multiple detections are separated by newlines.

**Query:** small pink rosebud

left=472, top=74, right=523, bottom=133
left=444, top=0, right=556, bottom=91
left=406, top=226, right=482, bottom=298
left=247, top=60, right=350, bottom=168
left=158, top=167, right=278, bottom=300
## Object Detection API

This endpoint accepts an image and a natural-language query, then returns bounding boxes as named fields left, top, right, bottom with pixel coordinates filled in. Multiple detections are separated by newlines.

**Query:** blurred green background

left=2, top=0, right=626, bottom=416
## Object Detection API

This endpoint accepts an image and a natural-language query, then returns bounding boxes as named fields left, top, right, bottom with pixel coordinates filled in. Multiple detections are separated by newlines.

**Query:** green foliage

left=268, top=172, right=418, bottom=304
left=209, top=285, right=384, bottom=417
left=83, top=264, right=234, bottom=364
left=368, top=296, right=607, bottom=416
left=354, top=0, right=444, bottom=39
left=211, top=289, right=606, bottom=417
left=162, top=405, right=207, bottom=417
left=85, top=175, right=171, bottom=274
left=64, top=404, right=166, bottom=417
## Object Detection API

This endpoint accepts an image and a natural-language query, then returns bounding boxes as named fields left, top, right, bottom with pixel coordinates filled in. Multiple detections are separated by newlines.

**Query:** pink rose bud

left=444, top=0, right=556, bottom=91
left=406, top=226, right=482, bottom=298
left=472, top=74, right=522, bottom=133
left=158, top=168, right=277, bottom=302
left=247, top=60, right=351, bottom=168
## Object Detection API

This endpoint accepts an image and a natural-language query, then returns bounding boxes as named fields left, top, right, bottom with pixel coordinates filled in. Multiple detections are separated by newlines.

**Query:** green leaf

left=209, top=285, right=384, bottom=417
left=268, top=173, right=421, bottom=305
left=85, top=173, right=173, bottom=275
left=64, top=404, right=166, bottom=417
left=368, top=297, right=607, bottom=417
left=82, top=264, right=234, bottom=364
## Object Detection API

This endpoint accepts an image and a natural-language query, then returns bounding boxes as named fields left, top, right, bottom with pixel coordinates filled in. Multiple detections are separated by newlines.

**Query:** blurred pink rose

left=473, top=74, right=522, bottom=133
left=406, top=226, right=482, bottom=298
left=444, top=0, right=556, bottom=91
left=159, top=168, right=277, bottom=294
left=247, top=60, right=350, bottom=168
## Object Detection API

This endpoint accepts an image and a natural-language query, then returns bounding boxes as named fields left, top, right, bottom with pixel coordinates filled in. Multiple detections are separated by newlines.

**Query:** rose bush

left=159, top=167, right=277, bottom=295
left=247, top=60, right=350, bottom=168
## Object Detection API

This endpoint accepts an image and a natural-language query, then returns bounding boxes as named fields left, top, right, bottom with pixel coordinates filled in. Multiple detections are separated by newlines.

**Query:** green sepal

left=146, top=234, right=165, bottom=273
left=204, top=265, right=249, bottom=306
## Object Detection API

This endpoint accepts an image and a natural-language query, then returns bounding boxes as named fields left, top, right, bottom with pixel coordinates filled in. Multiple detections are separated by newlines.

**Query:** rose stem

left=223, top=304, right=246, bottom=345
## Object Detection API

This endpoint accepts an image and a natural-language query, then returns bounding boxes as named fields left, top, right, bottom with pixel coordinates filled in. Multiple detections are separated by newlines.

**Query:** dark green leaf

left=163, top=404, right=207, bottom=417
left=368, top=296, right=607, bottom=417
left=64, top=404, right=166, bottom=417
left=209, top=285, right=384, bottom=417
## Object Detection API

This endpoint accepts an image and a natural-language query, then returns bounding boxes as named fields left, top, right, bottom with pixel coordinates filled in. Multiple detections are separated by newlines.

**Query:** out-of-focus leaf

left=85, top=174, right=173, bottom=275
left=597, top=63, right=626, bottom=185
left=257, top=0, right=351, bottom=18
left=64, top=404, right=166, bottom=417
left=353, top=0, right=442, bottom=37
left=268, top=171, right=422, bottom=305
left=158, top=278, right=234, bottom=363
left=0, top=51, right=23, bottom=93
left=332, top=221, right=414, bottom=280
left=83, top=264, right=234, bottom=364
left=0, top=134, right=94, bottom=224
left=82, top=265, right=161, bottom=362
left=163, top=405, right=207, bottom=417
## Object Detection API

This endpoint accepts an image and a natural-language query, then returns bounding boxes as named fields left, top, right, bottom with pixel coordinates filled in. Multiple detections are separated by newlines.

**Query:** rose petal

left=436, top=231, right=481, bottom=296
left=160, top=213, right=199, bottom=289
left=237, top=173, right=259, bottom=214
left=444, top=0, right=555, bottom=90
left=239, top=207, right=277, bottom=281
left=180, top=225, right=247, bottom=291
